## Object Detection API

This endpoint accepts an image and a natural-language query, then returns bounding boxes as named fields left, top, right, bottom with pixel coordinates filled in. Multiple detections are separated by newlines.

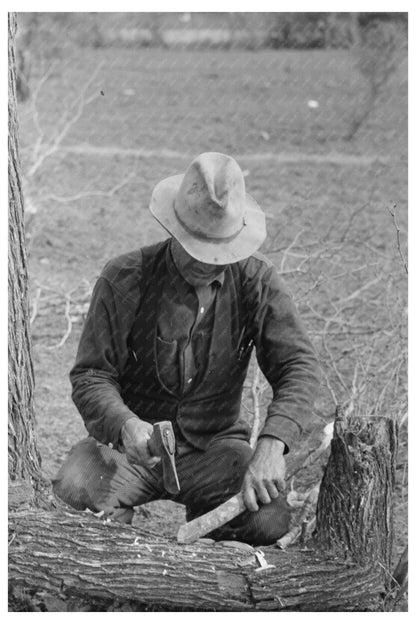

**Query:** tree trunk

left=9, top=409, right=397, bottom=611
left=8, top=11, right=42, bottom=494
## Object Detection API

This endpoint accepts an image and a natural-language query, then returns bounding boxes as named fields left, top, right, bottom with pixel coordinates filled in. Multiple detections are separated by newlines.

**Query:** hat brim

left=149, top=174, right=267, bottom=265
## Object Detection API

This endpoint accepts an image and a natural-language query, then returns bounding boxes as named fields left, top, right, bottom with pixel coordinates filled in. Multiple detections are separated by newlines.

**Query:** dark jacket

left=70, top=239, right=320, bottom=451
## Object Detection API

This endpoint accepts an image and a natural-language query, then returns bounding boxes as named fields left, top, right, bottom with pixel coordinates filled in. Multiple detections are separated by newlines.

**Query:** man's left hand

left=242, top=436, right=286, bottom=512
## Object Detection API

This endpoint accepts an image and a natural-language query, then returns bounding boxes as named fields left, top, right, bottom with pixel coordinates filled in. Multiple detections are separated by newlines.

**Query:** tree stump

left=315, top=407, right=397, bottom=578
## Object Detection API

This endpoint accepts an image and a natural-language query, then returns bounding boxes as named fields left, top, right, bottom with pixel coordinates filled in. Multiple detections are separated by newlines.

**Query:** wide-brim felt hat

left=149, top=152, right=267, bottom=265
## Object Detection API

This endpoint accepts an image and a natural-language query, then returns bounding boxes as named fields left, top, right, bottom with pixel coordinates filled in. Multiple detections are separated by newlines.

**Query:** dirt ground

left=16, top=44, right=408, bottom=611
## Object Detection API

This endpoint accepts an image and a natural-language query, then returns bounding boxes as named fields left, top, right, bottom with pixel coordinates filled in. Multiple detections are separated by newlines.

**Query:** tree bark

left=9, top=507, right=384, bottom=611
left=315, top=408, right=397, bottom=579
left=9, top=409, right=397, bottom=611
left=8, top=11, right=42, bottom=491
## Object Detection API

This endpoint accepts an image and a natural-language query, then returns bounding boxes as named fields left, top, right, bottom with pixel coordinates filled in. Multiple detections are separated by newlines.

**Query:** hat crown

left=174, top=152, right=246, bottom=240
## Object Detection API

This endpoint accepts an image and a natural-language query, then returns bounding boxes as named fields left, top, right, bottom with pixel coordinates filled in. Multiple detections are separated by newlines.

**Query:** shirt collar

left=166, top=241, right=225, bottom=290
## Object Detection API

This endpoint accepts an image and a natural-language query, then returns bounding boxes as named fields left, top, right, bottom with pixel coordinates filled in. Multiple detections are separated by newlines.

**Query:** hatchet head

left=147, top=421, right=180, bottom=495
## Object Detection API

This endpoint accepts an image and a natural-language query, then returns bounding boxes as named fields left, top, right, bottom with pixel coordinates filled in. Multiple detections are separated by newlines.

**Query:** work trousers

left=52, top=435, right=291, bottom=546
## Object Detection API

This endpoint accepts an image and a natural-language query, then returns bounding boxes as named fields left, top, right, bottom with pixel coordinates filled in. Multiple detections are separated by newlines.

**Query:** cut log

left=9, top=508, right=384, bottom=611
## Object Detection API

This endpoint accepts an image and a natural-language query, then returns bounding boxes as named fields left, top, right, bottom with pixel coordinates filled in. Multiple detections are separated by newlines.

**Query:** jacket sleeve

left=70, top=275, right=139, bottom=447
left=252, top=263, right=320, bottom=453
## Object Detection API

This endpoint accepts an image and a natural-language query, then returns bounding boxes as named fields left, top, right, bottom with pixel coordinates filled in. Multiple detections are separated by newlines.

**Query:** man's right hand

left=120, top=417, right=161, bottom=469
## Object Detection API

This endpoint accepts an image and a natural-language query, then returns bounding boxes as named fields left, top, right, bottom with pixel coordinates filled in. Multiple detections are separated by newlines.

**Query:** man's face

left=171, top=239, right=227, bottom=287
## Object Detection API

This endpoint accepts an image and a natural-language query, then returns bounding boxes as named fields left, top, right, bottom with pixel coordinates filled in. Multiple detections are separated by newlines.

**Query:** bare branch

left=288, top=420, right=334, bottom=481
left=30, top=280, right=93, bottom=348
left=336, top=273, right=383, bottom=307
left=30, top=62, right=58, bottom=144
left=42, top=172, right=136, bottom=203
left=279, top=229, right=305, bottom=273
left=386, top=204, right=408, bottom=274
left=29, top=287, right=42, bottom=325
left=294, top=275, right=323, bottom=303
left=373, top=356, right=405, bottom=414
left=53, top=293, right=73, bottom=349
left=27, top=62, right=104, bottom=178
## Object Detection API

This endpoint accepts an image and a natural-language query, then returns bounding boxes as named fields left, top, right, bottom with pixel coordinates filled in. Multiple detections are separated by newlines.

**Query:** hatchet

left=147, top=421, right=180, bottom=495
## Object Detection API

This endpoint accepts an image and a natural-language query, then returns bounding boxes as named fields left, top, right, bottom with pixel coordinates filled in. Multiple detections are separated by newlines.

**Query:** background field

left=15, top=12, right=407, bottom=610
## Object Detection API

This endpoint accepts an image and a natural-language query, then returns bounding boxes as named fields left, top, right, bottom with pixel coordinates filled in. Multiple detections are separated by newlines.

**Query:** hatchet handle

left=177, top=492, right=246, bottom=544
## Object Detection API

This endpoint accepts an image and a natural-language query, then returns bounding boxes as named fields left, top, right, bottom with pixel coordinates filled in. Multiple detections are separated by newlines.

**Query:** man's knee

left=52, top=437, right=157, bottom=522
left=184, top=438, right=252, bottom=518
left=209, top=437, right=252, bottom=479
left=51, top=437, right=113, bottom=512
left=53, top=473, right=134, bottom=524
left=52, top=442, right=94, bottom=511
left=201, top=438, right=251, bottom=495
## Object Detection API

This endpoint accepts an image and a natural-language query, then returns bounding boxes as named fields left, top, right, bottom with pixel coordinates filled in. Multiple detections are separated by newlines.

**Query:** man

left=53, top=152, right=319, bottom=545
